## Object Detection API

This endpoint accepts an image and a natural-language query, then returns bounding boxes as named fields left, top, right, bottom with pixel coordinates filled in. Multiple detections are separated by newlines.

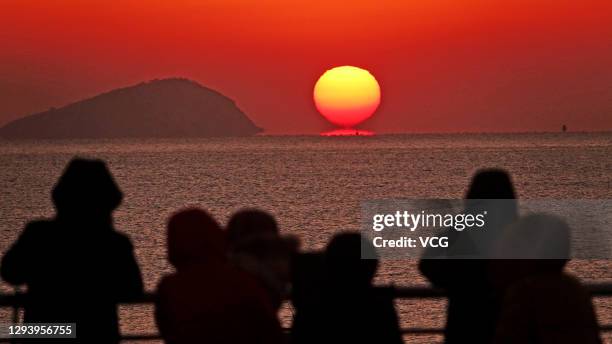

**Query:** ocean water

left=0, top=133, right=611, bottom=343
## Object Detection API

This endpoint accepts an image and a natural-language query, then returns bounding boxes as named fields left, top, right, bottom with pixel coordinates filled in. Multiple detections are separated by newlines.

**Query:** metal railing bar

left=1, top=283, right=610, bottom=306
left=0, top=283, right=609, bottom=342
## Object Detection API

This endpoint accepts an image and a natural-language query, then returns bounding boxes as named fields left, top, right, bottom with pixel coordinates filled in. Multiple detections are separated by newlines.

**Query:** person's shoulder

left=557, top=272, right=586, bottom=286
left=4, top=220, right=56, bottom=252
left=506, top=272, right=590, bottom=306
left=555, top=273, right=592, bottom=297
left=19, top=219, right=56, bottom=238
left=24, top=219, right=54, bottom=231
left=516, top=272, right=583, bottom=290
left=506, top=274, right=553, bottom=295
left=156, top=274, right=175, bottom=296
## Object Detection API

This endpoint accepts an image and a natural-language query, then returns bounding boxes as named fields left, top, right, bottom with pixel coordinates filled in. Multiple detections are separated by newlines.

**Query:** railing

left=1, top=283, right=611, bottom=342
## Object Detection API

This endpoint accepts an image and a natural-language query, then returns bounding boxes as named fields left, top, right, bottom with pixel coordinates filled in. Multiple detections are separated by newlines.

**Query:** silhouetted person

left=419, top=169, right=518, bottom=344
left=155, top=208, right=283, bottom=344
left=291, top=232, right=403, bottom=344
left=1, top=158, right=143, bottom=343
left=290, top=251, right=326, bottom=317
left=491, top=214, right=601, bottom=344
left=226, top=209, right=299, bottom=309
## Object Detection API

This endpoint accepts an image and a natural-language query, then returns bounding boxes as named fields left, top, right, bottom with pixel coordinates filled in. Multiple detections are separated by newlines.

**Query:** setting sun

left=313, top=66, right=381, bottom=129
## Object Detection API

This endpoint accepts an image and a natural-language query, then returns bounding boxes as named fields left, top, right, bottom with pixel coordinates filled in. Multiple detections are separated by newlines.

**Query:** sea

left=1, top=132, right=611, bottom=343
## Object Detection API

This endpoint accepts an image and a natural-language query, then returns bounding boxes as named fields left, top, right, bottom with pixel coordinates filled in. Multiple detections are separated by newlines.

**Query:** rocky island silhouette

left=0, top=78, right=262, bottom=139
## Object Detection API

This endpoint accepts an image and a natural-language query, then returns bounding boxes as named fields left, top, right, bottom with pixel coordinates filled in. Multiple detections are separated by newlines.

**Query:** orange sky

left=1, top=0, right=611, bottom=133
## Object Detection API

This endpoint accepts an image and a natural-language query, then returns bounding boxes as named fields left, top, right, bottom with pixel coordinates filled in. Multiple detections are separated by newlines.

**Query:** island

left=0, top=78, right=262, bottom=138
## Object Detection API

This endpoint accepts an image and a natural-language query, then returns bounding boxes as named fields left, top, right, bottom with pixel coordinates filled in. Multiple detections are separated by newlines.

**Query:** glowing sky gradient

left=1, top=0, right=611, bottom=134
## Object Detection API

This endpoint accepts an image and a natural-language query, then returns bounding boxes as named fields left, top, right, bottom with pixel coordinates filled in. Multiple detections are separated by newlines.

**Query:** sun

left=313, top=66, right=381, bottom=129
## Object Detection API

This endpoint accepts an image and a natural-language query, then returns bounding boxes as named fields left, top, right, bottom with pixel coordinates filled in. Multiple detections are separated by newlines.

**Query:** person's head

left=464, top=169, right=518, bottom=238
left=466, top=169, right=516, bottom=199
left=167, top=208, right=225, bottom=269
left=227, top=208, right=299, bottom=255
left=324, top=232, right=378, bottom=287
left=491, top=213, right=570, bottom=288
left=226, top=209, right=298, bottom=293
left=52, top=158, right=122, bottom=222
left=226, top=209, right=279, bottom=252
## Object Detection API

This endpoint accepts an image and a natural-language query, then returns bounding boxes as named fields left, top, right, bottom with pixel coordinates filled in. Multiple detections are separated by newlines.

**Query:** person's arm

left=418, top=227, right=463, bottom=288
left=113, top=235, right=144, bottom=300
left=418, top=258, right=451, bottom=288
left=381, top=297, right=404, bottom=344
left=154, top=280, right=172, bottom=342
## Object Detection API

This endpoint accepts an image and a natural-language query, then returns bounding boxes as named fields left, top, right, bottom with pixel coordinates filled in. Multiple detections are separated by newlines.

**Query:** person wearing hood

left=226, top=209, right=299, bottom=310
left=491, top=214, right=602, bottom=344
left=1, top=158, right=143, bottom=343
left=155, top=208, right=284, bottom=344
left=419, top=169, right=518, bottom=344
left=291, top=232, right=403, bottom=344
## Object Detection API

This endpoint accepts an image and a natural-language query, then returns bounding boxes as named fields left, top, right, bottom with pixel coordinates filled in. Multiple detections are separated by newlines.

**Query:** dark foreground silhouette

left=419, top=169, right=518, bottom=344
left=155, top=208, right=283, bottom=344
left=291, top=232, right=403, bottom=344
left=0, top=159, right=605, bottom=344
left=1, top=158, right=143, bottom=343
left=491, top=214, right=602, bottom=344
